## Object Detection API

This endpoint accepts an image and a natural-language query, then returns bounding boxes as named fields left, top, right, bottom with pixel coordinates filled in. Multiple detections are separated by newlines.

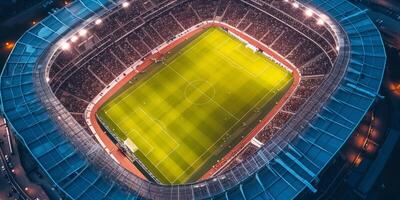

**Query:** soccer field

left=97, top=27, right=293, bottom=184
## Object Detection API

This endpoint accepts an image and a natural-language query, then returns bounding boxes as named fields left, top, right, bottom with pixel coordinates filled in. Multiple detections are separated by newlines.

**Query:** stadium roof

left=0, top=0, right=385, bottom=199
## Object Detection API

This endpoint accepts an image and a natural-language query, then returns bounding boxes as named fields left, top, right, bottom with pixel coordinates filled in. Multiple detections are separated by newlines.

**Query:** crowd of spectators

left=222, top=0, right=249, bottom=27
left=47, top=0, right=339, bottom=173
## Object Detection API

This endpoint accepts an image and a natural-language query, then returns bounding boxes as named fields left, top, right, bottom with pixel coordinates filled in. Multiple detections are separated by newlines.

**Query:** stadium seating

left=48, top=2, right=338, bottom=159
left=0, top=0, right=385, bottom=199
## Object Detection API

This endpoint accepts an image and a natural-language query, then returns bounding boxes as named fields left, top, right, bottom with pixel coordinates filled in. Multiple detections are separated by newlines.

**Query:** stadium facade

left=0, top=0, right=385, bottom=199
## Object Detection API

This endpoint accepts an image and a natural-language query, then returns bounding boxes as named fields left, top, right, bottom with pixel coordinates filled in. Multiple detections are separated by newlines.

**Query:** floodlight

left=122, top=2, right=130, bottom=8
left=95, top=19, right=102, bottom=25
left=61, top=42, right=70, bottom=50
left=79, top=29, right=88, bottom=37
left=317, top=18, right=325, bottom=25
left=305, top=8, right=313, bottom=17
left=71, top=35, right=78, bottom=42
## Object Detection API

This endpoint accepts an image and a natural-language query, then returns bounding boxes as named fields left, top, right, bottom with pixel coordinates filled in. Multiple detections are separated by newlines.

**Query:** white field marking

left=104, top=28, right=292, bottom=183
left=105, top=112, right=156, bottom=155
left=232, top=44, right=274, bottom=77
left=175, top=73, right=293, bottom=182
left=171, top=64, right=293, bottom=183
left=232, top=42, right=264, bottom=64
left=184, top=79, right=216, bottom=105
left=106, top=106, right=136, bottom=130
left=105, top=107, right=174, bottom=159
left=106, top=109, right=132, bottom=132
left=222, top=49, right=276, bottom=78
left=166, top=33, right=294, bottom=182
left=102, top=29, right=226, bottom=183
left=165, top=31, right=231, bottom=67
left=136, top=107, right=181, bottom=169
left=166, top=65, right=239, bottom=121
left=223, top=34, right=264, bottom=65
left=137, top=107, right=179, bottom=148
left=130, top=112, right=179, bottom=183
left=107, top=28, right=229, bottom=114
left=108, top=28, right=219, bottom=109
left=156, top=33, right=241, bottom=118
left=216, top=33, right=278, bottom=79
left=214, top=37, right=272, bottom=78
left=125, top=107, right=181, bottom=183
left=104, top=29, right=230, bottom=114
left=127, top=129, right=155, bottom=156
left=172, top=75, right=292, bottom=182
left=154, top=144, right=179, bottom=168
left=155, top=34, right=237, bottom=119
left=215, top=49, right=268, bottom=78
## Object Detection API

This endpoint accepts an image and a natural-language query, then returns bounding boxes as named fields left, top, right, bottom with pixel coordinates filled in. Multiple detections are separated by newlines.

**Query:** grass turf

left=97, top=27, right=293, bottom=184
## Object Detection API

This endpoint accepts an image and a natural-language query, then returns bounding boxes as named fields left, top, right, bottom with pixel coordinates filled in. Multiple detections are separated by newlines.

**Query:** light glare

left=61, top=42, right=70, bottom=50
left=122, top=2, right=129, bottom=8
left=79, top=29, right=88, bottom=36
left=317, top=18, right=325, bottom=25
left=321, top=14, right=329, bottom=20
left=305, top=9, right=313, bottom=17
left=71, top=35, right=78, bottom=42
left=95, top=19, right=102, bottom=25
left=292, top=2, right=299, bottom=8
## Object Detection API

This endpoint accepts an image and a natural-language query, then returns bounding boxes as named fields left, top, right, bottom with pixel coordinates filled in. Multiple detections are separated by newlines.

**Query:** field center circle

left=184, top=80, right=216, bottom=105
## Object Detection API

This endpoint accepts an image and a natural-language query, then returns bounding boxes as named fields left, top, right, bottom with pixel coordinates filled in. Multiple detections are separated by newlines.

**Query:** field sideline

left=97, top=27, right=293, bottom=184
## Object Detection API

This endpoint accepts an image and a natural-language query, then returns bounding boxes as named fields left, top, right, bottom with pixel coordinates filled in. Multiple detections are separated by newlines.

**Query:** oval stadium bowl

left=0, top=0, right=385, bottom=199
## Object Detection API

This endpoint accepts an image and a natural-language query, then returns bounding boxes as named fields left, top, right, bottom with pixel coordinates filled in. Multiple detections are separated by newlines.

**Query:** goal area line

left=87, top=21, right=301, bottom=184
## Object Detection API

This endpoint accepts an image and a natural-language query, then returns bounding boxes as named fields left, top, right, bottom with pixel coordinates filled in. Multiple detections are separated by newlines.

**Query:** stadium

left=0, top=0, right=386, bottom=199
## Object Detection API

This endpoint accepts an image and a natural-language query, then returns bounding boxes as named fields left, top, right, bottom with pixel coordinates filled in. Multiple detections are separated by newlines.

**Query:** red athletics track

left=88, top=21, right=301, bottom=182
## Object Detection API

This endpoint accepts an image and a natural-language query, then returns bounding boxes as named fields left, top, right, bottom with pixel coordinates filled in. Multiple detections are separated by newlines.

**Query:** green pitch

left=97, top=27, right=293, bottom=184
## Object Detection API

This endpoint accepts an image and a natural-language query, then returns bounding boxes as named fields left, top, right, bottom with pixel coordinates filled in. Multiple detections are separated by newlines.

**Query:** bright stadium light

left=321, top=14, right=330, bottom=21
left=284, top=0, right=289, bottom=2
left=95, top=19, right=102, bottom=25
left=60, top=42, right=70, bottom=50
left=317, top=18, right=325, bottom=25
left=79, top=29, right=88, bottom=37
left=122, top=1, right=130, bottom=8
left=305, top=8, right=313, bottom=17
left=70, top=35, right=78, bottom=42
left=292, top=2, right=299, bottom=8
